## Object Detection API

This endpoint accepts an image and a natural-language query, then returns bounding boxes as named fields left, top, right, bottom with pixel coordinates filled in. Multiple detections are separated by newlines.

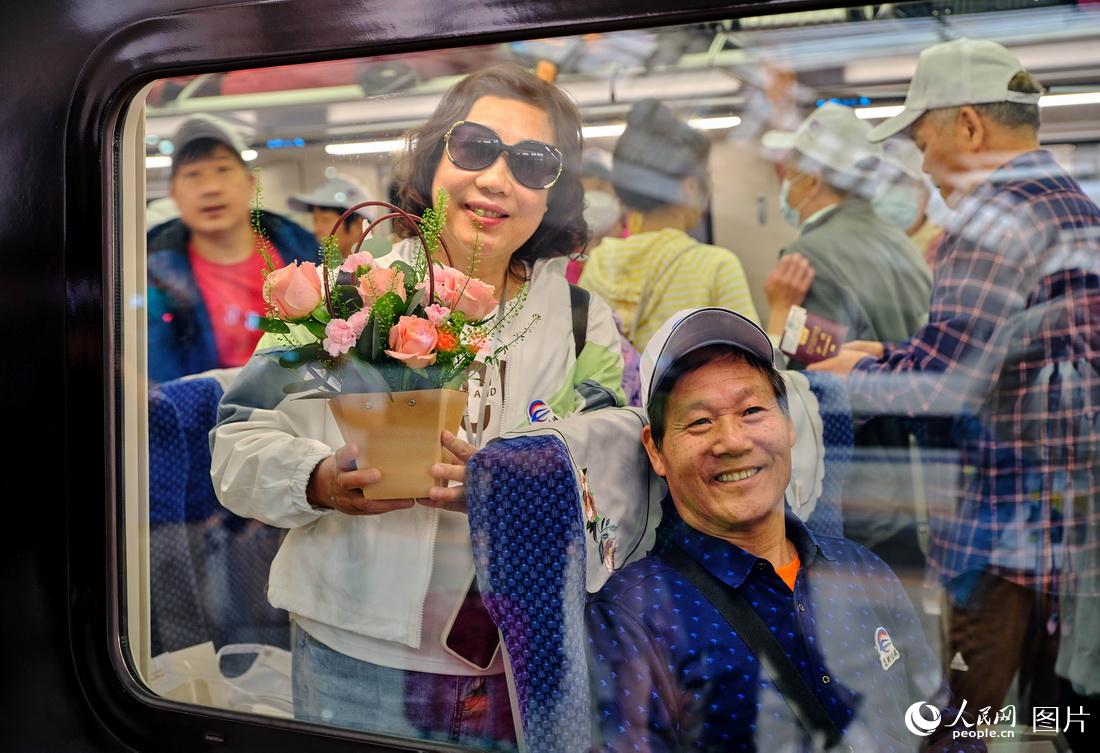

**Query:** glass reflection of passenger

left=287, top=172, right=374, bottom=258
left=146, top=114, right=316, bottom=383
left=210, top=64, right=624, bottom=748
left=586, top=308, right=974, bottom=752
left=578, top=99, right=759, bottom=352
left=812, top=38, right=1100, bottom=725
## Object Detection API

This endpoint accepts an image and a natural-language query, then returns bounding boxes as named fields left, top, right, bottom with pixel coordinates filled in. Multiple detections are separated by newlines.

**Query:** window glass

left=121, top=2, right=1100, bottom=749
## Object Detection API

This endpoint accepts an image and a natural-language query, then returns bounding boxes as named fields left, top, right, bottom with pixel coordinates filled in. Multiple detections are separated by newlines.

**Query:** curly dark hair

left=392, top=63, right=587, bottom=272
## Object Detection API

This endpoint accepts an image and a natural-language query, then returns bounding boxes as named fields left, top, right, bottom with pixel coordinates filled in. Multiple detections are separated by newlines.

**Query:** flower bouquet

left=256, top=190, right=533, bottom=499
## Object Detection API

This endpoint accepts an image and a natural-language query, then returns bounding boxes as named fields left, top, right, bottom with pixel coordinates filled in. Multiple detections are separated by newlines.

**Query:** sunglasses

left=443, top=120, right=564, bottom=190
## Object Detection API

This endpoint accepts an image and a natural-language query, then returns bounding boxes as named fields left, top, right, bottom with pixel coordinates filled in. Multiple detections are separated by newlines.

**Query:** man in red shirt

left=147, top=115, right=316, bottom=382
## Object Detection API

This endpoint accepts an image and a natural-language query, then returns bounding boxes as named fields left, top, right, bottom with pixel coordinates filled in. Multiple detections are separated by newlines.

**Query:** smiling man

left=585, top=308, right=979, bottom=752
left=146, top=114, right=315, bottom=382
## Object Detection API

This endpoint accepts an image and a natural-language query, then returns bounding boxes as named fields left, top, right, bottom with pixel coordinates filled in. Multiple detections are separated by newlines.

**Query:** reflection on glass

left=126, top=2, right=1100, bottom=750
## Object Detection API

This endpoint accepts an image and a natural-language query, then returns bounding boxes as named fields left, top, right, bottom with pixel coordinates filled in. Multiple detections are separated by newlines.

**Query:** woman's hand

left=422, top=431, right=479, bottom=514
left=306, top=443, right=415, bottom=516
left=764, top=253, right=815, bottom=334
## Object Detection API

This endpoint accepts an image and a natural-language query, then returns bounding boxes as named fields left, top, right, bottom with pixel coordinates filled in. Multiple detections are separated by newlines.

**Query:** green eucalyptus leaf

left=359, top=237, right=393, bottom=258
left=303, top=319, right=329, bottom=341
left=357, top=316, right=379, bottom=361
left=343, top=357, right=392, bottom=394
left=258, top=316, right=290, bottom=334
left=278, top=343, right=324, bottom=369
left=404, top=289, right=425, bottom=315
left=390, top=260, right=416, bottom=282
left=333, top=284, right=362, bottom=311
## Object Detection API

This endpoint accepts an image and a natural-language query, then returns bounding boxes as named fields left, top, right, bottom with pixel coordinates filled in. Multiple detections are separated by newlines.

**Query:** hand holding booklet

left=779, top=305, right=848, bottom=364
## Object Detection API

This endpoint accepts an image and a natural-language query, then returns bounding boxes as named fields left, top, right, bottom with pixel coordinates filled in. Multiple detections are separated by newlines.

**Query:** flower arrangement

left=254, top=189, right=536, bottom=396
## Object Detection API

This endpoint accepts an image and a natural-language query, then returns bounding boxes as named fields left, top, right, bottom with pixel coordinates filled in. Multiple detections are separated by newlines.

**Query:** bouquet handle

left=323, top=200, right=454, bottom=318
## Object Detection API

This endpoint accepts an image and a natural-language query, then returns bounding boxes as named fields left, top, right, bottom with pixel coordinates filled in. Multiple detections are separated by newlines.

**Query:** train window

left=118, top=2, right=1100, bottom=749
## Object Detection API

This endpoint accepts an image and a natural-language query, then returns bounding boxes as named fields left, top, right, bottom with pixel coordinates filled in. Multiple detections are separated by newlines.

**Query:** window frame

left=70, top=0, right=817, bottom=750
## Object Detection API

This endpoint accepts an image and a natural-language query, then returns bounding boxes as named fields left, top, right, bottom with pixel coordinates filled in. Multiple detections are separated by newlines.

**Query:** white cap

left=762, top=102, right=881, bottom=178
left=880, top=138, right=924, bottom=181
left=868, top=38, right=1041, bottom=142
left=639, top=308, right=773, bottom=412
left=173, top=113, right=248, bottom=156
left=288, top=175, right=373, bottom=218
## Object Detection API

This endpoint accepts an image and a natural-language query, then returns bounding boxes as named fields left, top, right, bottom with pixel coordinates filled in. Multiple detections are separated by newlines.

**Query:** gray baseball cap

left=762, top=102, right=881, bottom=178
left=288, top=175, right=373, bottom=219
left=173, top=113, right=249, bottom=156
left=867, top=38, right=1041, bottom=142
left=639, top=307, right=774, bottom=412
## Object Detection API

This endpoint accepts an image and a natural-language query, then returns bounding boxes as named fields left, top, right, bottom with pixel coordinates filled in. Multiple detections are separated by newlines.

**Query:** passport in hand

left=779, top=305, right=848, bottom=364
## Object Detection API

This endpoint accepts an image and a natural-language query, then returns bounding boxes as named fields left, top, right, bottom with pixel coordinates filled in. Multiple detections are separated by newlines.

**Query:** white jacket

left=210, top=253, right=624, bottom=648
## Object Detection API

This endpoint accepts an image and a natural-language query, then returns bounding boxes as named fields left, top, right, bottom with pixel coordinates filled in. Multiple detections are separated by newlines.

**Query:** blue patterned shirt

left=586, top=512, right=973, bottom=752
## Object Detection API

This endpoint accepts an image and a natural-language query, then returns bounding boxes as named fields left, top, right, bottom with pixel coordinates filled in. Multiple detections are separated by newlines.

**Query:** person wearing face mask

left=763, top=103, right=931, bottom=363
left=874, top=138, right=943, bottom=270
left=579, top=99, right=759, bottom=352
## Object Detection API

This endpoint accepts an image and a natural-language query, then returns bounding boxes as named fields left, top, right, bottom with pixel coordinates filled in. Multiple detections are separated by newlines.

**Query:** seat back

left=155, top=377, right=290, bottom=655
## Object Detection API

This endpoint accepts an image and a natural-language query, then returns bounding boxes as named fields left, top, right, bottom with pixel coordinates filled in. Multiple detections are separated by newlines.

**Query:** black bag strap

left=569, top=283, right=589, bottom=358
left=660, top=545, right=843, bottom=750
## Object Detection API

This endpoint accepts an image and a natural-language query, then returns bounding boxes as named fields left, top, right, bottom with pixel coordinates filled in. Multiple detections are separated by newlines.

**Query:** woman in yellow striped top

left=579, top=98, right=759, bottom=351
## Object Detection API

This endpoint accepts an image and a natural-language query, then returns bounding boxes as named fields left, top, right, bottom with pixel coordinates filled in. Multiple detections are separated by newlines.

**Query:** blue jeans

left=292, top=625, right=518, bottom=751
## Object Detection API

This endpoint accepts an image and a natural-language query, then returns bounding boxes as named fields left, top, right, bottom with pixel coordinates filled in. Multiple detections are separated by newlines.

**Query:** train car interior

left=21, top=0, right=1100, bottom=751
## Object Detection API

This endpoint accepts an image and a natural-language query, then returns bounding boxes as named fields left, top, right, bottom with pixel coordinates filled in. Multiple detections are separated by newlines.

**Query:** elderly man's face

left=911, top=111, right=968, bottom=206
left=643, top=354, right=795, bottom=539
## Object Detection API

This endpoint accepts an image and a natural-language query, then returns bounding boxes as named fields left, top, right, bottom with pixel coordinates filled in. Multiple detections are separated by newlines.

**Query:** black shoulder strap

left=660, top=545, right=843, bottom=750
left=568, top=284, right=589, bottom=359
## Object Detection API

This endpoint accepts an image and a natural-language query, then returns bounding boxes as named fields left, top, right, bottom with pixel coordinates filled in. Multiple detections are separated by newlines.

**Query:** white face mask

left=873, top=183, right=922, bottom=230
left=778, top=177, right=803, bottom=228
left=583, top=190, right=622, bottom=239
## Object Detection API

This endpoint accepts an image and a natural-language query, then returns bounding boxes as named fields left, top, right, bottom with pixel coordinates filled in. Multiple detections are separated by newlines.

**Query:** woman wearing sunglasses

left=212, top=63, right=624, bottom=749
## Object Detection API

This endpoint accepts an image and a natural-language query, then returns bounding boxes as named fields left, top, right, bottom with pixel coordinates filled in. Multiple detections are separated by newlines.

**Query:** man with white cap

left=873, top=138, right=942, bottom=267
left=287, top=172, right=373, bottom=258
left=813, top=38, right=1100, bottom=718
left=585, top=308, right=976, bottom=752
left=147, top=114, right=315, bottom=382
left=761, top=103, right=931, bottom=355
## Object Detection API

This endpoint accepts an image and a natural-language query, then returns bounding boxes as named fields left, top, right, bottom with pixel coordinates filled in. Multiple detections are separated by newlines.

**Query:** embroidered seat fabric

left=150, top=377, right=290, bottom=671
left=149, top=386, right=209, bottom=655
left=467, top=434, right=591, bottom=753
left=802, top=371, right=853, bottom=537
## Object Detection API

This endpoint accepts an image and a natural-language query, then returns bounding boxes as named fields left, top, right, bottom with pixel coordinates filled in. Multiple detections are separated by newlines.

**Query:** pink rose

left=264, top=261, right=323, bottom=319
left=424, top=303, right=451, bottom=325
left=339, top=251, right=374, bottom=274
left=385, top=316, right=438, bottom=369
left=358, top=266, right=407, bottom=306
left=322, top=308, right=370, bottom=358
left=422, top=265, right=497, bottom=321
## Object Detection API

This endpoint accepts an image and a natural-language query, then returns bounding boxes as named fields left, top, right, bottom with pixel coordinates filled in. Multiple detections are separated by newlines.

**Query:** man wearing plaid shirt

left=812, top=38, right=1100, bottom=719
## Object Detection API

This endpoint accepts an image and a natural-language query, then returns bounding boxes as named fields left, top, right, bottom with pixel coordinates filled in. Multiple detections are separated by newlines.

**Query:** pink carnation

left=321, top=308, right=370, bottom=358
left=347, top=307, right=370, bottom=334
left=340, top=252, right=375, bottom=275
left=323, top=318, right=358, bottom=357
left=424, top=304, right=451, bottom=325
left=385, top=316, right=438, bottom=369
